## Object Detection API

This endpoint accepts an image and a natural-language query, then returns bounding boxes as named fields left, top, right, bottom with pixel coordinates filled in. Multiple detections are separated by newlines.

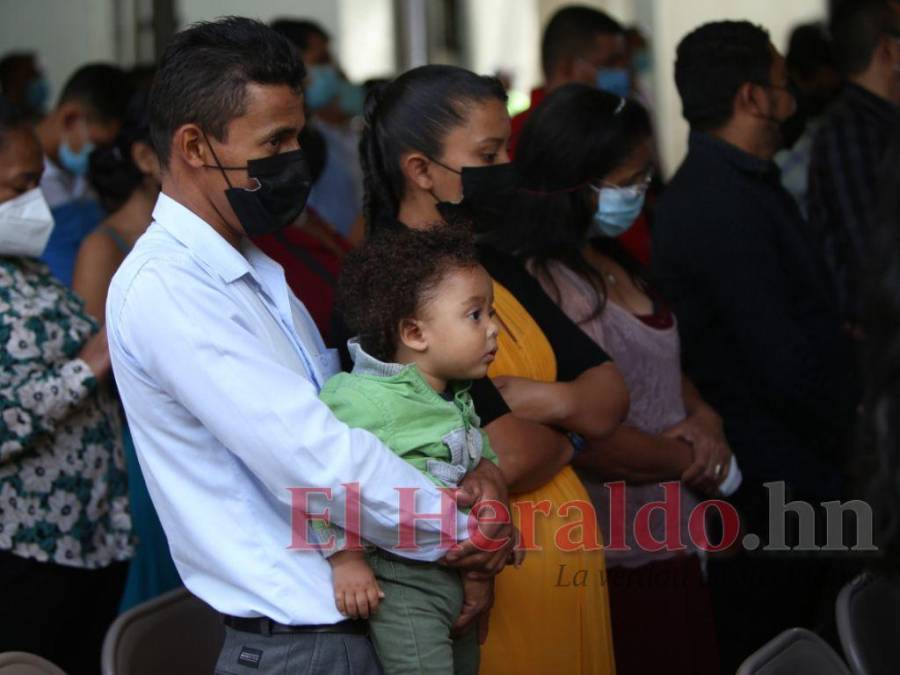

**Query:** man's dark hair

left=338, top=224, right=481, bottom=363
left=58, top=63, right=133, bottom=123
left=786, top=22, right=836, bottom=80
left=830, top=0, right=897, bottom=76
left=270, top=18, right=330, bottom=51
left=149, top=16, right=306, bottom=168
left=541, top=5, right=624, bottom=79
left=675, top=21, right=773, bottom=131
left=0, top=98, right=29, bottom=151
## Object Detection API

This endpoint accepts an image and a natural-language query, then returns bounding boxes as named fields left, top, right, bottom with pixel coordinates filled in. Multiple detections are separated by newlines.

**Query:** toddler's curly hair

left=338, top=224, right=482, bottom=363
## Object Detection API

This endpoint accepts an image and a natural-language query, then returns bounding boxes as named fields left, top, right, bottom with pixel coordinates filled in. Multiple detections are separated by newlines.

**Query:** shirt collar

left=688, top=131, right=778, bottom=177
left=348, top=338, right=409, bottom=378
left=347, top=338, right=473, bottom=400
left=152, top=192, right=254, bottom=284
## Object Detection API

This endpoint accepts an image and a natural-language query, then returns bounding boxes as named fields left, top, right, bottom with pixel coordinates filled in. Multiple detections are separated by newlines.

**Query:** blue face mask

left=590, top=183, right=646, bottom=238
left=596, top=67, right=631, bottom=98
left=338, top=81, right=365, bottom=117
left=633, top=50, right=652, bottom=76
left=305, top=64, right=342, bottom=111
left=58, top=138, right=94, bottom=177
left=25, top=77, right=50, bottom=112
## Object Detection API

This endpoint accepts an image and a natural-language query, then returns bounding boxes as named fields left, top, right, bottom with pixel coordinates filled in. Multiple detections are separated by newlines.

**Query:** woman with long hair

left=498, top=84, right=734, bottom=674
left=333, top=65, right=629, bottom=674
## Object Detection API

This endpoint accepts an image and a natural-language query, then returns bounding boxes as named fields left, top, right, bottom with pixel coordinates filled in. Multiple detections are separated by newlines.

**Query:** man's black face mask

left=203, top=135, right=313, bottom=237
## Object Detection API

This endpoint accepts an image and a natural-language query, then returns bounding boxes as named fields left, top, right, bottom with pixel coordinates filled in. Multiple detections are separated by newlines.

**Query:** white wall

left=0, top=0, right=117, bottom=107
left=177, top=0, right=395, bottom=81
left=648, top=0, right=827, bottom=176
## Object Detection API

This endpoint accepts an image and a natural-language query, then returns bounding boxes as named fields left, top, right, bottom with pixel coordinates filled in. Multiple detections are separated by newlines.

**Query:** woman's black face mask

left=429, top=159, right=520, bottom=233
left=203, top=135, right=313, bottom=237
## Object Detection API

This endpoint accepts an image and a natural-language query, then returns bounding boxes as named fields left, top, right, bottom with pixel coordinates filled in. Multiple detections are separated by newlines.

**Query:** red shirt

left=253, top=215, right=352, bottom=345
left=508, top=87, right=546, bottom=158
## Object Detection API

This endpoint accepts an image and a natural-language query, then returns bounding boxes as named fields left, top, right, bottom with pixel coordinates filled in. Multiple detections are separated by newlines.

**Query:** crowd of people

left=0, top=2, right=898, bottom=674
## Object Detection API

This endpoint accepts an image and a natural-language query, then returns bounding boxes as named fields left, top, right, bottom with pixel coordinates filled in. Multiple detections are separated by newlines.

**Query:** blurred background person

left=35, top=63, right=133, bottom=286
left=509, top=5, right=627, bottom=155
left=808, top=0, right=900, bottom=327
left=653, top=20, right=857, bottom=671
left=0, top=99, right=133, bottom=674
left=860, top=124, right=900, bottom=572
left=273, top=18, right=365, bottom=241
left=252, top=125, right=353, bottom=344
left=72, top=88, right=181, bottom=612
left=505, top=84, right=727, bottom=675
left=0, top=52, right=49, bottom=120
left=775, top=22, right=842, bottom=216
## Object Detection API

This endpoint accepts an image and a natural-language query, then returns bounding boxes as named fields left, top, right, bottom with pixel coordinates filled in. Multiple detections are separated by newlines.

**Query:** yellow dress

left=479, top=281, right=617, bottom=675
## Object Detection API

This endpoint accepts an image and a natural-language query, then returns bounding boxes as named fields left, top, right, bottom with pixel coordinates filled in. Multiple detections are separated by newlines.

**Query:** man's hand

left=329, top=550, right=384, bottom=620
left=445, top=460, right=514, bottom=574
left=663, top=406, right=732, bottom=495
left=451, top=573, right=494, bottom=641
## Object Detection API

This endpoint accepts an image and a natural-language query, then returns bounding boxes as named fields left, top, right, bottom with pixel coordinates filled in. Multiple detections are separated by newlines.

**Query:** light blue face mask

left=305, top=64, right=342, bottom=111
left=25, top=77, right=50, bottom=112
left=590, top=183, right=646, bottom=238
left=596, top=67, right=631, bottom=98
left=58, top=138, right=94, bottom=177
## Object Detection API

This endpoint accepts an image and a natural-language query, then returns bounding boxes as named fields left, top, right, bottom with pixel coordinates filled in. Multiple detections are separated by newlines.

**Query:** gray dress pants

left=214, top=626, right=385, bottom=675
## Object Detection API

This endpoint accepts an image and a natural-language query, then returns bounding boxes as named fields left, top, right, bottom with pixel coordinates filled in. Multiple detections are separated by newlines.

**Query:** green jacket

left=319, top=339, right=498, bottom=488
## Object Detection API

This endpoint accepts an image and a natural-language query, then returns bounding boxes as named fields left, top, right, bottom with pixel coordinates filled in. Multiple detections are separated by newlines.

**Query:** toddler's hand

left=330, top=550, right=384, bottom=619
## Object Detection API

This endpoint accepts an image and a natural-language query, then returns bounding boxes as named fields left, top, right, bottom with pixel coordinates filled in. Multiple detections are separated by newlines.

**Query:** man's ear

left=735, top=81, right=763, bottom=117
left=398, top=317, right=428, bottom=353
left=172, top=123, right=209, bottom=169
left=400, top=151, right=434, bottom=192
left=57, top=101, right=84, bottom=133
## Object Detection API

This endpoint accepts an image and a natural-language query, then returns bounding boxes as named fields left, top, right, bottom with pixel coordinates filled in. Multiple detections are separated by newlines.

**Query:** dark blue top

left=40, top=199, right=104, bottom=286
left=652, top=131, right=855, bottom=499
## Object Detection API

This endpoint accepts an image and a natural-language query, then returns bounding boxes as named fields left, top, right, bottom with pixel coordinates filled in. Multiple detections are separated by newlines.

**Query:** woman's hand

left=78, top=326, right=111, bottom=380
left=663, top=406, right=732, bottom=495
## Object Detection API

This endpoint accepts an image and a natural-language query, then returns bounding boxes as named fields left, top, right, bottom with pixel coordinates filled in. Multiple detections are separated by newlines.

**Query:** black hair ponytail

left=357, top=65, right=506, bottom=237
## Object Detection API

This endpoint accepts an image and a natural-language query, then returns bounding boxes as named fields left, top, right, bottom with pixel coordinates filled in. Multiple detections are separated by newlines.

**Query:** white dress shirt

left=106, top=193, right=469, bottom=625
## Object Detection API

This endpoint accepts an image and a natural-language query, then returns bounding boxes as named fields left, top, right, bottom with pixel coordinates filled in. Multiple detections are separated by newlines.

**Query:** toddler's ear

left=398, top=317, right=428, bottom=353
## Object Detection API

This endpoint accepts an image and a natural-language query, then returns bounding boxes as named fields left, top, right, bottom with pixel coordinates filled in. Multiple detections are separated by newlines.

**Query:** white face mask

left=0, top=188, right=55, bottom=258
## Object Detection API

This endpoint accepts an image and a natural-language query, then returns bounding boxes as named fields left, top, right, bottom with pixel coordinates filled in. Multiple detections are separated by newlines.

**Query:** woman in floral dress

left=0, top=100, right=133, bottom=673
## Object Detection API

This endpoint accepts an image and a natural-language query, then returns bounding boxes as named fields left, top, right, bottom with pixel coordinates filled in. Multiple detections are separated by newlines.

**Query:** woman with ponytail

left=335, top=64, right=627, bottom=675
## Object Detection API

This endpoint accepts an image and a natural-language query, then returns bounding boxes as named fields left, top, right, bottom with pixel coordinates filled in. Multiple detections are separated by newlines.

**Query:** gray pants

left=214, top=626, right=384, bottom=675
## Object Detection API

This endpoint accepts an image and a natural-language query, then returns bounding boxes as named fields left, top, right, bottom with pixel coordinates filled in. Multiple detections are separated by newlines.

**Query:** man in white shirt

left=106, top=17, right=512, bottom=674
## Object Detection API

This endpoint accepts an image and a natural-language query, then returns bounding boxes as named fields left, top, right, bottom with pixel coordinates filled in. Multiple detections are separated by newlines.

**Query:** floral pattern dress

left=0, top=257, right=133, bottom=568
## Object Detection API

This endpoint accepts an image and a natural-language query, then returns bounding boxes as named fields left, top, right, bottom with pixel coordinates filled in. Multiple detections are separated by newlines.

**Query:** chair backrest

left=0, top=652, right=66, bottom=675
left=836, top=572, right=900, bottom=675
left=737, top=627, right=852, bottom=675
left=101, top=586, right=225, bottom=675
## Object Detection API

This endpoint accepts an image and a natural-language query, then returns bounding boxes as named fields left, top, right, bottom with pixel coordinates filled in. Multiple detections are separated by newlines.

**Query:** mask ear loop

left=201, top=131, right=247, bottom=190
